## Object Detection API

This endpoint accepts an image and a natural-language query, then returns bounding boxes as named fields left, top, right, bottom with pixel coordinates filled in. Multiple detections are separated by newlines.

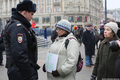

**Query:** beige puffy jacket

left=47, top=33, right=80, bottom=80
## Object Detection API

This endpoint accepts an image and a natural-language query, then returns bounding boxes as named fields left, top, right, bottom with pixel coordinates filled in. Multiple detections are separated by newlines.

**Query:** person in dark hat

left=82, top=24, right=95, bottom=67
left=86, top=24, right=92, bottom=27
left=3, top=0, right=40, bottom=80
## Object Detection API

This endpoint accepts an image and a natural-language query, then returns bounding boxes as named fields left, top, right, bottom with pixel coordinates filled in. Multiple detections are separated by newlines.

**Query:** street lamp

left=105, top=0, right=107, bottom=24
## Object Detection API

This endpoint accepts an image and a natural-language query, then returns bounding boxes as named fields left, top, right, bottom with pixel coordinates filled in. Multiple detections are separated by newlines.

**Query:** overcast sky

left=103, top=0, right=120, bottom=9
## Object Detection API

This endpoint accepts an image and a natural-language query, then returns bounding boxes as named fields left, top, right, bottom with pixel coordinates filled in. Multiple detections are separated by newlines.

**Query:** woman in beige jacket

left=43, top=19, right=80, bottom=80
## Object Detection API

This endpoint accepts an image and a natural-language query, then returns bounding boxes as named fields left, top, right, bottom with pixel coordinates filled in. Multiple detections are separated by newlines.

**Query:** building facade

left=107, top=8, right=120, bottom=22
left=0, top=0, right=103, bottom=31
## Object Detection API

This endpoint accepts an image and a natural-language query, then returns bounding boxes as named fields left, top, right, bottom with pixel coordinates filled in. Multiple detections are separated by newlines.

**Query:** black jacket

left=115, top=51, right=120, bottom=78
left=117, top=29, right=120, bottom=38
left=99, top=28, right=105, bottom=41
left=82, top=29, right=95, bottom=55
left=0, top=30, right=5, bottom=51
left=4, top=11, right=39, bottom=80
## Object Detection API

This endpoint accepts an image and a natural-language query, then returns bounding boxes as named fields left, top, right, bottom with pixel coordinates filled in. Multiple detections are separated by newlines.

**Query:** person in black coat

left=0, top=30, right=5, bottom=66
left=82, top=24, right=95, bottom=67
left=116, top=22, right=120, bottom=38
left=110, top=40, right=120, bottom=78
left=99, top=25, right=105, bottom=42
left=4, top=1, right=40, bottom=80
left=44, top=27, right=47, bottom=39
left=51, top=28, right=58, bottom=43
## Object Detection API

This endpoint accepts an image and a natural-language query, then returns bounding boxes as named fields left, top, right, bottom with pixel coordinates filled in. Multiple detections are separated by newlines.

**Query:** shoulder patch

left=17, top=24, right=21, bottom=26
left=17, top=33, right=23, bottom=43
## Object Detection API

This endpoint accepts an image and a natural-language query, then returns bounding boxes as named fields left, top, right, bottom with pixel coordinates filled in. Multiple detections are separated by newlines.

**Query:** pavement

left=0, top=36, right=98, bottom=80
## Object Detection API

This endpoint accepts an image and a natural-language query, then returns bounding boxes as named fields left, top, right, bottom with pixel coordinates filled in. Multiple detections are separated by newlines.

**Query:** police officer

left=4, top=0, right=40, bottom=80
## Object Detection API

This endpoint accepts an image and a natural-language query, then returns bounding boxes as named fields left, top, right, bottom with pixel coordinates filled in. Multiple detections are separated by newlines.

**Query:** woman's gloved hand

left=52, top=70, right=60, bottom=77
left=90, top=74, right=96, bottom=80
left=42, top=64, right=46, bottom=72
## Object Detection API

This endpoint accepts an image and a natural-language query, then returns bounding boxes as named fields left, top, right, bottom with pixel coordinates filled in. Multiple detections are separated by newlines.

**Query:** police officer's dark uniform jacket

left=4, top=9, right=39, bottom=80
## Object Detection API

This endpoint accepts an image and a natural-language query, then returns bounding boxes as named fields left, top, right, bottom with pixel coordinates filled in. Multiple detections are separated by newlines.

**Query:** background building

left=107, top=8, right=120, bottom=22
left=0, top=0, right=103, bottom=31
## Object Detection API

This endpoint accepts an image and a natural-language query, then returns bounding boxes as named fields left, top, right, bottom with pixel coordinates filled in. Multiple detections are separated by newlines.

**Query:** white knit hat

left=104, top=22, right=118, bottom=34
left=56, top=19, right=71, bottom=32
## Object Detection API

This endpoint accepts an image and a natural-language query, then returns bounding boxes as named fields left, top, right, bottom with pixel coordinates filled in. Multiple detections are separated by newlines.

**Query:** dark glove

left=42, top=64, right=46, bottom=72
left=29, top=75, right=38, bottom=80
left=52, top=70, right=60, bottom=77
left=90, top=74, right=96, bottom=80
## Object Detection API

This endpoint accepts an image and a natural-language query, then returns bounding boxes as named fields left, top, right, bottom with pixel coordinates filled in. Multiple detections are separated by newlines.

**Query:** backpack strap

left=65, top=39, right=69, bottom=49
left=65, top=37, right=76, bottom=49
left=57, top=38, right=67, bottom=54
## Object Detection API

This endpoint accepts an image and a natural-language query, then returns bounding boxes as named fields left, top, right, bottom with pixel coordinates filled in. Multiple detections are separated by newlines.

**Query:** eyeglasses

left=56, top=28, right=62, bottom=32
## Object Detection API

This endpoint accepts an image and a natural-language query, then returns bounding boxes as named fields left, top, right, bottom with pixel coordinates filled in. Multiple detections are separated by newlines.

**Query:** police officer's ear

left=23, top=11, right=28, bottom=15
left=20, top=11, right=27, bottom=17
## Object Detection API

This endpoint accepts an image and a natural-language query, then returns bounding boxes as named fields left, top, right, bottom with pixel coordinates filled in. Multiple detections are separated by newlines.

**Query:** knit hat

left=56, top=19, right=71, bottom=32
left=104, top=22, right=118, bottom=34
left=17, top=0, right=36, bottom=12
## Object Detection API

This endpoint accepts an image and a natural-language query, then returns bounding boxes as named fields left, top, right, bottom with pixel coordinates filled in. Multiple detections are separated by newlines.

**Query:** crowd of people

left=0, top=0, right=120, bottom=80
